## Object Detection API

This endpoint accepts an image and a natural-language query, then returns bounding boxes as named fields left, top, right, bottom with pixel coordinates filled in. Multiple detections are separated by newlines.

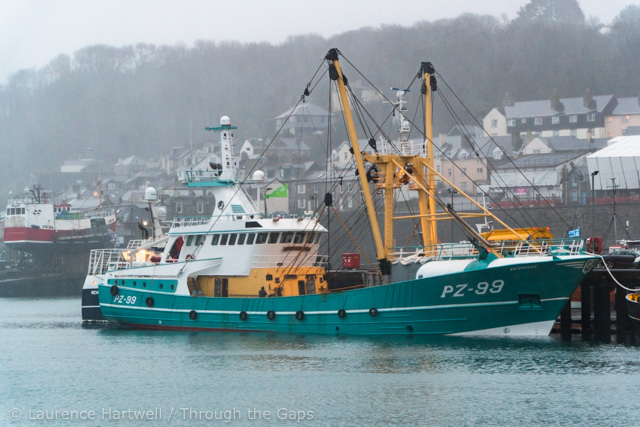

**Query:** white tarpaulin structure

left=587, top=136, right=640, bottom=190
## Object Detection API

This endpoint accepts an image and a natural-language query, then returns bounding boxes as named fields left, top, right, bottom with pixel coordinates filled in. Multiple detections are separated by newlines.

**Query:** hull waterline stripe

left=99, top=296, right=569, bottom=316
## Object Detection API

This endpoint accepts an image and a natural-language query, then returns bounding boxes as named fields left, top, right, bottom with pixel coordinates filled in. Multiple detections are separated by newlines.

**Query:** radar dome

left=252, top=170, right=265, bottom=183
left=155, top=207, right=167, bottom=220
left=220, top=116, right=231, bottom=126
left=144, top=187, right=158, bottom=201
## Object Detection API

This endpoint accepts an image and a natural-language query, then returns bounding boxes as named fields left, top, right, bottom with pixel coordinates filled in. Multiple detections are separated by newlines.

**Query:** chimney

left=551, top=89, right=560, bottom=111
left=502, top=91, right=514, bottom=108
left=583, top=88, right=594, bottom=108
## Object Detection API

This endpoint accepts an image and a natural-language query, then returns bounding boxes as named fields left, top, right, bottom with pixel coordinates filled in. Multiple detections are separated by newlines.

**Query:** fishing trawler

left=96, top=49, right=597, bottom=336
left=4, top=184, right=116, bottom=259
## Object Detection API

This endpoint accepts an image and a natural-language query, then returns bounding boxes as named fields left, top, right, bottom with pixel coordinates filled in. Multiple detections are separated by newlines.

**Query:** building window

left=569, top=115, right=577, bottom=123
left=448, top=168, right=452, bottom=177
left=461, top=182, right=467, bottom=190
left=461, top=168, right=467, bottom=174
left=477, top=168, right=483, bottom=174
left=508, top=119, right=516, bottom=127
left=534, top=117, right=542, bottom=125
left=521, top=118, right=527, bottom=124
left=348, top=198, right=353, bottom=208
left=587, top=113, right=595, bottom=122
left=552, top=116, right=560, bottom=124
left=622, top=115, right=630, bottom=124
left=197, top=202, right=204, bottom=213
left=297, top=199, right=306, bottom=209
left=297, top=184, right=305, bottom=194
left=175, top=202, right=183, bottom=214
left=491, top=119, right=497, bottom=128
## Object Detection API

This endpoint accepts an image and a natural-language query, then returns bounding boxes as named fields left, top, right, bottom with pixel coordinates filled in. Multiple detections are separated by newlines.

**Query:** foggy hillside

left=0, top=2, right=638, bottom=198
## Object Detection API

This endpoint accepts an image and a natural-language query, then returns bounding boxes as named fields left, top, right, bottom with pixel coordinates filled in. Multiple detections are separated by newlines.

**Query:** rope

left=594, top=253, right=640, bottom=292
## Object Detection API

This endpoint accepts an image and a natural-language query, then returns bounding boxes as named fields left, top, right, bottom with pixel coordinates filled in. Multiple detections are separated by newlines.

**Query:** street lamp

left=591, top=170, right=598, bottom=237
left=610, top=177, right=619, bottom=242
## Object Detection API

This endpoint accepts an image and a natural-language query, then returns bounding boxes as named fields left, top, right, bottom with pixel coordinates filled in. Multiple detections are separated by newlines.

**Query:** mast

left=421, top=62, right=438, bottom=247
left=325, top=49, right=388, bottom=270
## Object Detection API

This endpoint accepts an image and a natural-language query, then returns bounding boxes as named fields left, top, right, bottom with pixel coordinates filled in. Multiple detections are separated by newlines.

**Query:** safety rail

left=56, top=208, right=115, bottom=220
left=87, top=249, right=126, bottom=275
left=389, top=239, right=586, bottom=262
left=170, top=217, right=212, bottom=227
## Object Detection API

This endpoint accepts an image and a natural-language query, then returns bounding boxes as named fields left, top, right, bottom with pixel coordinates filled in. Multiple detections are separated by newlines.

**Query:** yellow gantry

left=327, top=49, right=515, bottom=262
left=326, top=50, right=387, bottom=263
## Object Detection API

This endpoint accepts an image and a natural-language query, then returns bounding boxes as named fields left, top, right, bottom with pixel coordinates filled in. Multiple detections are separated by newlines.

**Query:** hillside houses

left=483, top=94, right=640, bottom=141
left=36, top=92, right=640, bottom=248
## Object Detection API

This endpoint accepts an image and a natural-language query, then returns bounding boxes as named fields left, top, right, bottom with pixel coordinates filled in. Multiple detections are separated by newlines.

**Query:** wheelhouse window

left=237, top=234, right=246, bottom=245
left=211, top=234, right=220, bottom=245
left=228, top=233, right=237, bottom=245
left=281, top=232, right=294, bottom=244
left=293, top=232, right=306, bottom=244
left=246, top=234, right=256, bottom=245
left=195, top=235, right=205, bottom=246
left=256, top=232, right=268, bottom=244
left=186, top=235, right=194, bottom=246
left=268, top=232, right=280, bottom=244
left=220, top=234, right=229, bottom=245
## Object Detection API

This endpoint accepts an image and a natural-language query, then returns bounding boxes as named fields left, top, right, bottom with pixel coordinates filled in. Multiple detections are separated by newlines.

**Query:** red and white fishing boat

left=4, top=184, right=117, bottom=258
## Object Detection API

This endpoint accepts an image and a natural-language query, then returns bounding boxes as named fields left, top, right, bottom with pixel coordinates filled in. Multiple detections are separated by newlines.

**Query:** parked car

left=601, top=249, right=640, bottom=269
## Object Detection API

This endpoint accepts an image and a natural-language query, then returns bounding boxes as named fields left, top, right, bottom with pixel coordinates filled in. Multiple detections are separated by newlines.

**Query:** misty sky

left=0, top=0, right=634, bottom=84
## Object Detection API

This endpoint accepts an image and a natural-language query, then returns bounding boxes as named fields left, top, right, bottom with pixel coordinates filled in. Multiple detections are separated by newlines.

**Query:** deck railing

left=389, top=239, right=586, bottom=262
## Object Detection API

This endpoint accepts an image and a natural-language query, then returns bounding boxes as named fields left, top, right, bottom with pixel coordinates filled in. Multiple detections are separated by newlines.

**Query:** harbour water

left=1, top=297, right=639, bottom=426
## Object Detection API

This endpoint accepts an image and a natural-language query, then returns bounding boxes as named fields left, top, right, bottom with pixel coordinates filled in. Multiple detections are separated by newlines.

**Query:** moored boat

left=626, top=292, right=640, bottom=330
left=4, top=184, right=116, bottom=260
left=96, top=49, right=597, bottom=336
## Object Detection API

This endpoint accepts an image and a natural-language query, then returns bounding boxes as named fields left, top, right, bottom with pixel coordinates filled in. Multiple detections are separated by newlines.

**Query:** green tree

left=515, top=0, right=585, bottom=24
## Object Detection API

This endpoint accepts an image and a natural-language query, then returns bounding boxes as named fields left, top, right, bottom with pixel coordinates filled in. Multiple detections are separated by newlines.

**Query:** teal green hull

left=99, top=256, right=596, bottom=336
